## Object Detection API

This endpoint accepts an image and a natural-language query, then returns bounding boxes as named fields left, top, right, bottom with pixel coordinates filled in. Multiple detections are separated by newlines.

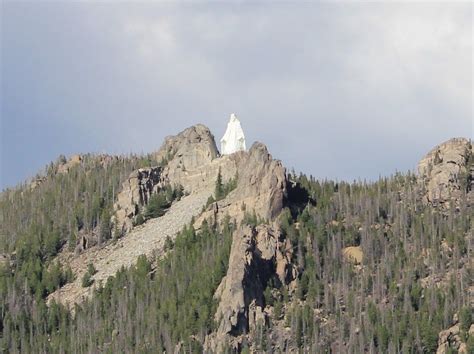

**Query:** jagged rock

left=112, top=167, right=161, bottom=235
left=206, top=223, right=296, bottom=352
left=155, top=124, right=219, bottom=165
left=418, top=138, right=472, bottom=207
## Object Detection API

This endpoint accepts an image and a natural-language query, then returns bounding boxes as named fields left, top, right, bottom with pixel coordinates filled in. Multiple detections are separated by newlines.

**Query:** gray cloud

left=1, top=2, right=472, bottom=189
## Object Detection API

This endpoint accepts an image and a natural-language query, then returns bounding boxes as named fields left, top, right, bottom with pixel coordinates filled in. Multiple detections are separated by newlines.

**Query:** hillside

left=0, top=127, right=472, bottom=353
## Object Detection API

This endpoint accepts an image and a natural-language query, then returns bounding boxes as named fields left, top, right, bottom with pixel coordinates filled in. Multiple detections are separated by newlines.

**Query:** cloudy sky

left=1, top=1, right=472, bottom=189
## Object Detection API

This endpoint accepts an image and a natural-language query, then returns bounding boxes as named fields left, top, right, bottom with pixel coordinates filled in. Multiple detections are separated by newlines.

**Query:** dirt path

left=48, top=189, right=212, bottom=307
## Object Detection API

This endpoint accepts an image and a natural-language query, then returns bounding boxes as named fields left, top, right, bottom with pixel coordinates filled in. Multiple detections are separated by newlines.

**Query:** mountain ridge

left=0, top=126, right=472, bottom=353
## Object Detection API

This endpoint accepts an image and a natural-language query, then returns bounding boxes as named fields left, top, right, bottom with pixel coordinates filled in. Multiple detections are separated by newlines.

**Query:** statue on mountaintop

left=220, top=113, right=246, bottom=155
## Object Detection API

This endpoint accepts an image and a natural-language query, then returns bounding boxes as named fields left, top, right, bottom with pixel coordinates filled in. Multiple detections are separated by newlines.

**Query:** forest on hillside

left=0, top=155, right=472, bottom=353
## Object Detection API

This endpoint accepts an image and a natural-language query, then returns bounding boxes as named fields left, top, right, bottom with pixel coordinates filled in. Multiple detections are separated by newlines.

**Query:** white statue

left=220, top=113, right=246, bottom=155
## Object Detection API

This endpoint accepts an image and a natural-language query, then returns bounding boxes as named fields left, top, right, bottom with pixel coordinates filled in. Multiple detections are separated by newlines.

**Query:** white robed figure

left=220, top=114, right=246, bottom=155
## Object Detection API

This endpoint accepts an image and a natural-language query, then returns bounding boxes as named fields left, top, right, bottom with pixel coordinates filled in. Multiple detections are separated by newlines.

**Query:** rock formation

left=29, top=177, right=46, bottom=191
left=50, top=122, right=293, bottom=341
left=436, top=322, right=473, bottom=354
left=112, top=167, right=161, bottom=235
left=57, top=154, right=82, bottom=174
left=418, top=138, right=472, bottom=207
left=220, top=113, right=246, bottom=155
left=155, top=124, right=219, bottom=189
left=206, top=223, right=297, bottom=352
left=112, top=124, right=287, bottom=237
left=197, top=142, right=287, bottom=227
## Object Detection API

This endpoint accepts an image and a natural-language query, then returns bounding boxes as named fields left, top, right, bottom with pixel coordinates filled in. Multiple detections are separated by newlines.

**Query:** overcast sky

left=1, top=1, right=472, bottom=190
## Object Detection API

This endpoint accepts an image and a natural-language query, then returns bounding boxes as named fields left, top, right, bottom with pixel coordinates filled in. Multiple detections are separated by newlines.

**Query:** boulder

left=342, top=246, right=364, bottom=264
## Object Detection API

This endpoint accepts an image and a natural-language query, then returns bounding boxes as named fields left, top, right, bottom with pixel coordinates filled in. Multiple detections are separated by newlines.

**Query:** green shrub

left=82, top=271, right=93, bottom=288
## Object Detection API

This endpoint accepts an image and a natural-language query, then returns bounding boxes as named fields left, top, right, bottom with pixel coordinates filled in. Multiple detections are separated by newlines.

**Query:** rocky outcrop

left=57, top=154, right=82, bottom=174
left=29, top=177, right=46, bottom=191
left=111, top=125, right=289, bottom=239
left=436, top=322, right=473, bottom=354
left=154, top=126, right=287, bottom=227
left=155, top=124, right=219, bottom=166
left=155, top=124, right=221, bottom=192
left=206, top=223, right=297, bottom=352
left=197, top=142, right=287, bottom=228
left=53, top=123, right=291, bottom=338
left=112, top=167, right=161, bottom=235
left=111, top=125, right=221, bottom=237
left=230, top=142, right=287, bottom=221
left=418, top=138, right=472, bottom=207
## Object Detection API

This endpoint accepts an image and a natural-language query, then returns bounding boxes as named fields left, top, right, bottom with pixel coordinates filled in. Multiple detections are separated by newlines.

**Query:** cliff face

left=417, top=137, right=472, bottom=207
